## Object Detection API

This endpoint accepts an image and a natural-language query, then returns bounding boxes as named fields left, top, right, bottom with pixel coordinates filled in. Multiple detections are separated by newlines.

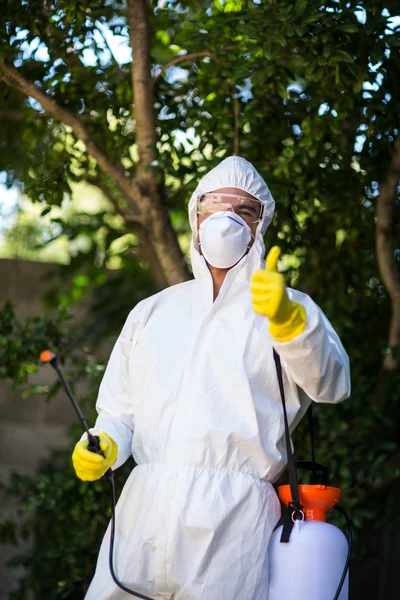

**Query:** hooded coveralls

left=85, top=157, right=350, bottom=600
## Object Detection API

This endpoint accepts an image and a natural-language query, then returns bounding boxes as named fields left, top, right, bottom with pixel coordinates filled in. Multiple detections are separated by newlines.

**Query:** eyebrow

left=238, top=202, right=259, bottom=213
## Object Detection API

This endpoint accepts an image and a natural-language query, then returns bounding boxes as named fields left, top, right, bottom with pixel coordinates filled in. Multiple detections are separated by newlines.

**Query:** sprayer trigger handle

left=87, top=434, right=106, bottom=458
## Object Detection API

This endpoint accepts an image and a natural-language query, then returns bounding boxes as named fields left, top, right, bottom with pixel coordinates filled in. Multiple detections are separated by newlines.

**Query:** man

left=73, top=156, right=350, bottom=600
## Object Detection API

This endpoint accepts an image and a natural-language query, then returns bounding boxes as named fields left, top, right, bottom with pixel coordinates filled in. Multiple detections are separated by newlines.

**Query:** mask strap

left=246, top=231, right=255, bottom=250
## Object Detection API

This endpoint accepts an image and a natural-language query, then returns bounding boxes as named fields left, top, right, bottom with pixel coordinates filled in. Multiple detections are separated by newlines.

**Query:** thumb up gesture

left=251, top=246, right=307, bottom=341
left=251, top=246, right=290, bottom=322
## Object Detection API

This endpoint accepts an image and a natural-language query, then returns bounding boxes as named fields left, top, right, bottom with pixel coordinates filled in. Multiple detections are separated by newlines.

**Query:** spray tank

left=268, top=350, right=352, bottom=600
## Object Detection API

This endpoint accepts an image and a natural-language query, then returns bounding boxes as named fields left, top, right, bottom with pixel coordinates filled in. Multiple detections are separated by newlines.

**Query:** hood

left=188, top=156, right=275, bottom=281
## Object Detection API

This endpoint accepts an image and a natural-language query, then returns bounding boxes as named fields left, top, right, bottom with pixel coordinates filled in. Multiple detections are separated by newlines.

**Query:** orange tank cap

left=278, top=484, right=342, bottom=522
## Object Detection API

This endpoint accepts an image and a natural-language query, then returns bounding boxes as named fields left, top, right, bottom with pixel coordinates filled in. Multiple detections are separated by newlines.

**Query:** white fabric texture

left=85, top=156, right=350, bottom=600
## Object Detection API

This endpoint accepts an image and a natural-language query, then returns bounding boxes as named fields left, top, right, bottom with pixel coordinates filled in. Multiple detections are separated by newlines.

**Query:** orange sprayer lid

left=278, top=484, right=342, bottom=522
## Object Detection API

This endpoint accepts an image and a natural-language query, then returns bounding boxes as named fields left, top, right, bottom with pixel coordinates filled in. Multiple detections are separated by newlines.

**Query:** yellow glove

left=72, top=432, right=118, bottom=481
left=251, top=246, right=307, bottom=342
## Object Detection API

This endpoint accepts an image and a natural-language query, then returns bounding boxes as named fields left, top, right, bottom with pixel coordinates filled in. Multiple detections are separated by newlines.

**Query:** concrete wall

left=0, top=259, right=85, bottom=598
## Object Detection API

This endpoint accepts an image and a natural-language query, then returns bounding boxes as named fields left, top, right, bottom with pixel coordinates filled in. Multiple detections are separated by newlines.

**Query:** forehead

left=209, top=187, right=258, bottom=200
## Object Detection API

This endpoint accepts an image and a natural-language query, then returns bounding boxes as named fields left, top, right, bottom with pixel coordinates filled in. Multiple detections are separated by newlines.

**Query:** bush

left=1, top=447, right=134, bottom=599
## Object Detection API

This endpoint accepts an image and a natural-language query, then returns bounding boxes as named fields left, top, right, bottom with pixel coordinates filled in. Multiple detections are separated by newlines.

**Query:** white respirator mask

left=198, top=211, right=253, bottom=269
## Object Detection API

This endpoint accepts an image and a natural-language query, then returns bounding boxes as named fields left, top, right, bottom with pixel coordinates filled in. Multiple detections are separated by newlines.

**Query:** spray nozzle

left=40, top=350, right=58, bottom=366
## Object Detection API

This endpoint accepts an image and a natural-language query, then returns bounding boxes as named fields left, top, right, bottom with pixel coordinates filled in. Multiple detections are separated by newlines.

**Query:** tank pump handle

left=295, top=461, right=330, bottom=487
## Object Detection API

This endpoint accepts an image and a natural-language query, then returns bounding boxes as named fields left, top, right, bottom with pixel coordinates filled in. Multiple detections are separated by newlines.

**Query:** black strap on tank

left=308, top=402, right=316, bottom=465
left=273, top=349, right=304, bottom=542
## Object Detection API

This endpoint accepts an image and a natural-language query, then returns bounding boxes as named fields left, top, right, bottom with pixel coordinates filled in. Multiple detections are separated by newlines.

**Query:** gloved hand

left=72, top=432, right=118, bottom=481
left=251, top=246, right=306, bottom=342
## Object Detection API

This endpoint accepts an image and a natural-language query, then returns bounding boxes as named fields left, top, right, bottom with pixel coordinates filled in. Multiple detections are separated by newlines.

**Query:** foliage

left=0, top=301, right=73, bottom=386
left=0, top=449, right=134, bottom=600
left=0, top=0, right=399, bottom=596
left=0, top=302, right=134, bottom=598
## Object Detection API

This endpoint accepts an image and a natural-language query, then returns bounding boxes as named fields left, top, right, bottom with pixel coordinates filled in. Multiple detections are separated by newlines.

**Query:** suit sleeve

left=269, top=289, right=351, bottom=404
left=90, top=306, right=142, bottom=469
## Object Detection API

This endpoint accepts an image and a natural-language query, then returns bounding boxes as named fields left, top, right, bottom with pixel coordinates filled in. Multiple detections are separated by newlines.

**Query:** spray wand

left=40, top=350, right=106, bottom=462
left=40, top=350, right=153, bottom=600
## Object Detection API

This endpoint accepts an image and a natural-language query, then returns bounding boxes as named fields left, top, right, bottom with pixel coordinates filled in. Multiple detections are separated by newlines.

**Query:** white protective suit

left=85, top=156, right=351, bottom=600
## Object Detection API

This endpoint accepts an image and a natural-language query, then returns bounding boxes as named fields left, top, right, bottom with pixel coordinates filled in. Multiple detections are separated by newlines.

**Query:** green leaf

left=335, top=50, right=354, bottom=64
left=294, top=0, right=308, bottom=15
left=340, top=24, right=359, bottom=34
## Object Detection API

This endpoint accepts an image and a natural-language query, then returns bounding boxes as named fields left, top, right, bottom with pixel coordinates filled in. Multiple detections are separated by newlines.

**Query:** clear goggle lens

left=197, top=193, right=263, bottom=225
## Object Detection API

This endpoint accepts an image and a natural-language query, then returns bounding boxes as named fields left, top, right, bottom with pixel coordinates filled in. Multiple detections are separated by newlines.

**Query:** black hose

left=107, top=471, right=155, bottom=600
left=107, top=470, right=352, bottom=600
left=332, top=504, right=352, bottom=600
left=46, top=351, right=352, bottom=600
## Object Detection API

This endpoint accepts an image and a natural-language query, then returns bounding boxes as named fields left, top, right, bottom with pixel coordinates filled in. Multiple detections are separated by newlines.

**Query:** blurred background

left=0, top=0, right=399, bottom=598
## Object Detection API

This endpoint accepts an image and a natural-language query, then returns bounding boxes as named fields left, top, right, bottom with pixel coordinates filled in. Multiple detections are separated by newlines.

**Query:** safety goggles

left=196, top=193, right=263, bottom=225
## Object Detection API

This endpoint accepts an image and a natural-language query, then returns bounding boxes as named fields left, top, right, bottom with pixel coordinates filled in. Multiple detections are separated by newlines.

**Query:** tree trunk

left=375, top=144, right=400, bottom=372
left=127, top=0, right=191, bottom=286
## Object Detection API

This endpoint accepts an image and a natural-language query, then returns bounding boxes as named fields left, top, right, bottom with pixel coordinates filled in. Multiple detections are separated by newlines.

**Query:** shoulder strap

left=308, top=402, right=316, bottom=466
left=273, top=349, right=304, bottom=542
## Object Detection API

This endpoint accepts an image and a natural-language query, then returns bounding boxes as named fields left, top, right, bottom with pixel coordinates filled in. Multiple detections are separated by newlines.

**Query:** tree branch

left=1, top=38, right=190, bottom=287
left=169, top=174, right=198, bottom=199
left=375, top=143, right=400, bottom=372
left=0, top=60, right=135, bottom=202
left=153, top=51, right=220, bottom=84
left=0, top=107, right=98, bottom=122
left=83, top=176, right=143, bottom=225
left=84, top=176, right=168, bottom=289
left=127, top=0, right=157, bottom=172
left=94, top=21, right=126, bottom=77
left=0, top=109, right=25, bottom=121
